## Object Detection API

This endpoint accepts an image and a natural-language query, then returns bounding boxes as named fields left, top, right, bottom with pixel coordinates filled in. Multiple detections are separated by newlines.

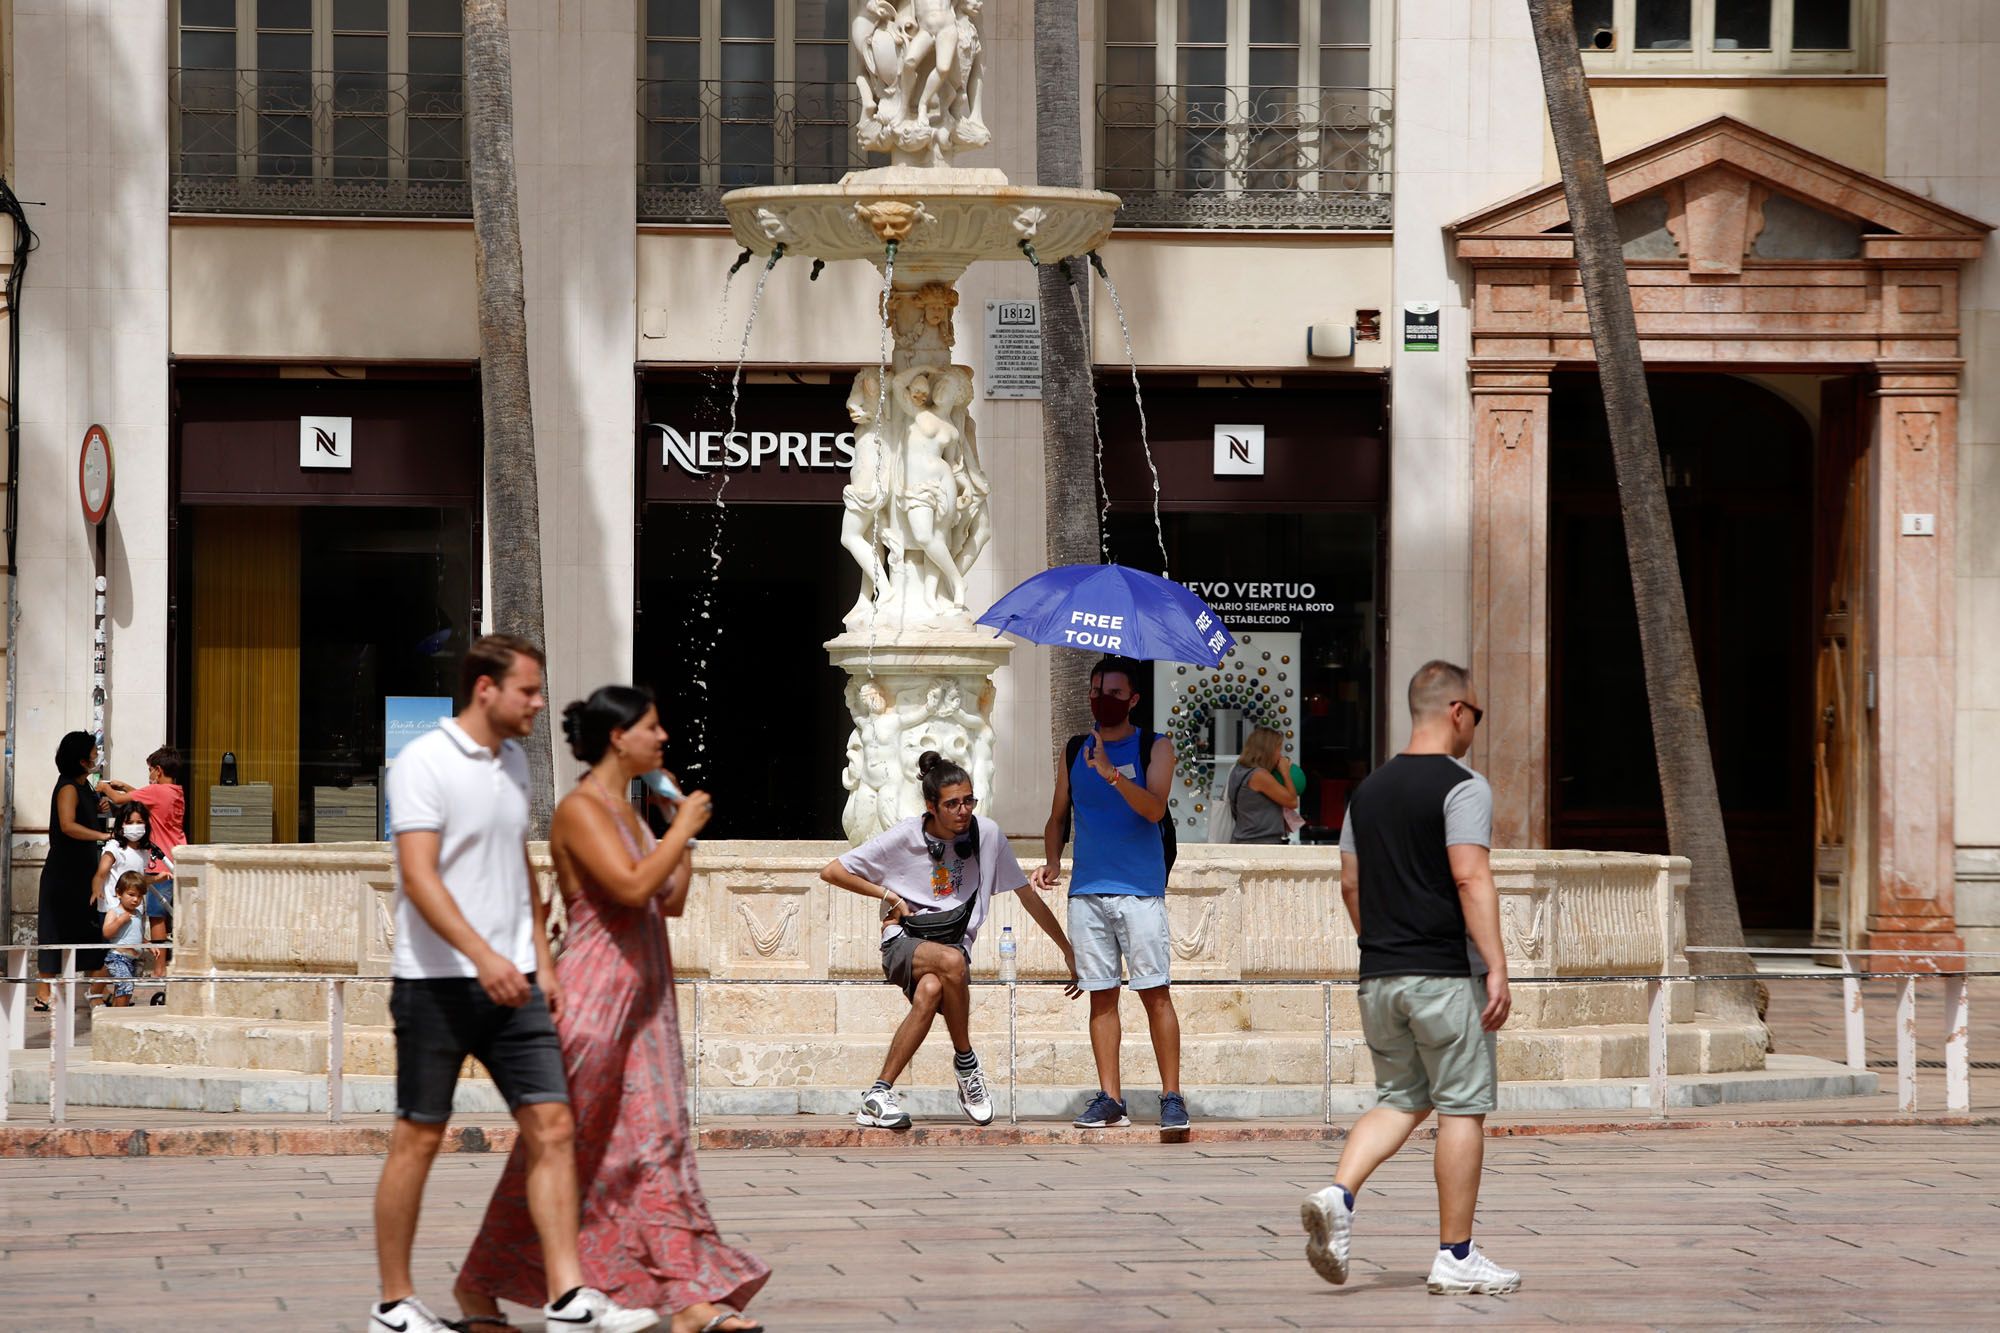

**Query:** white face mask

left=122, top=824, right=144, bottom=841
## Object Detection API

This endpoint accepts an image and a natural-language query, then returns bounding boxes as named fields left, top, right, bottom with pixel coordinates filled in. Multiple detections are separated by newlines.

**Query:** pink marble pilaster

left=1468, top=360, right=1555, bottom=848
left=1864, top=364, right=1964, bottom=966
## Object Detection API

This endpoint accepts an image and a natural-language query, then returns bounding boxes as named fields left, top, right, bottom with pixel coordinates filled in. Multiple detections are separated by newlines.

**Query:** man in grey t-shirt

left=1300, top=660, right=1521, bottom=1297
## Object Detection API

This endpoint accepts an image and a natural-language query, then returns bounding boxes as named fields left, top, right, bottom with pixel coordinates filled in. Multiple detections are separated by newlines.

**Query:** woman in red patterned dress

left=455, top=686, right=769, bottom=1333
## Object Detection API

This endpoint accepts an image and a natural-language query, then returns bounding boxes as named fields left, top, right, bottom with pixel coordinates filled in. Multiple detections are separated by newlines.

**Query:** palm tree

left=465, top=0, right=555, bottom=833
left=1035, top=0, right=1102, bottom=751
left=1524, top=0, right=1755, bottom=1022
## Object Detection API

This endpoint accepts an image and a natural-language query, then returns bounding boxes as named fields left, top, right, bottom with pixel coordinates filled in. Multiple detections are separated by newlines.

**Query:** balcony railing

left=638, top=79, right=867, bottom=223
left=169, top=67, right=470, bottom=218
left=1096, top=84, right=1393, bottom=230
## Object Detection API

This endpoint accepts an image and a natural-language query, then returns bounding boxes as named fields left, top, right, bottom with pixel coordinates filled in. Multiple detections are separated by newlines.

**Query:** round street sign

left=80, top=424, right=114, bottom=524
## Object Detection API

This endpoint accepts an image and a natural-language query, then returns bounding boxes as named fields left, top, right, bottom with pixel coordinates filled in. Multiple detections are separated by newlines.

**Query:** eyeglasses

left=1450, top=700, right=1485, bottom=727
left=938, top=796, right=979, bottom=812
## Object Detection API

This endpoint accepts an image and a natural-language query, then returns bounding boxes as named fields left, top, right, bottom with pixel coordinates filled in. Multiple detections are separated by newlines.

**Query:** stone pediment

left=1453, top=116, right=1989, bottom=273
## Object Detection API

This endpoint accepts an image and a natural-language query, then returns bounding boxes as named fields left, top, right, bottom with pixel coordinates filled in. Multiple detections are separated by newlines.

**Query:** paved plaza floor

left=2, top=1124, right=1996, bottom=1330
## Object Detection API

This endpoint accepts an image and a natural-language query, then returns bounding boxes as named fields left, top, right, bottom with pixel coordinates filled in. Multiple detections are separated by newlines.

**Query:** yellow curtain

left=190, top=508, right=301, bottom=843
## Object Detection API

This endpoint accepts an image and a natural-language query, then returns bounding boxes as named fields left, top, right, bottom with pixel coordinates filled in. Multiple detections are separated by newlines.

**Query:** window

left=1576, top=0, right=1872, bottom=72
left=1097, top=0, right=1393, bottom=229
left=640, top=1, right=865, bottom=221
left=172, top=1, right=467, bottom=216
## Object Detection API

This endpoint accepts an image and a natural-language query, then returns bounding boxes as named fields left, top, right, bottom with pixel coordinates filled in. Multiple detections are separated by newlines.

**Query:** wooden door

left=1811, top=378, right=1870, bottom=949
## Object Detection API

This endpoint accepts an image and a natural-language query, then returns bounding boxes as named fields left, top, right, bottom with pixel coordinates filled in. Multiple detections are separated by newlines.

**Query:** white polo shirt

left=385, top=718, right=538, bottom=980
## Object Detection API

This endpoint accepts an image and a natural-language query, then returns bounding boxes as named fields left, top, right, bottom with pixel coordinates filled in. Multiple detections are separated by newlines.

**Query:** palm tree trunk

left=465, top=0, right=555, bottom=834
left=1524, top=0, right=1755, bottom=1022
left=1035, top=0, right=1101, bottom=752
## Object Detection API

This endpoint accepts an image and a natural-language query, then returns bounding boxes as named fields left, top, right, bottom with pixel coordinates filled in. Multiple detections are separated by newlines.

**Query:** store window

left=640, top=0, right=861, bottom=219
left=1097, top=0, right=1393, bottom=228
left=173, top=0, right=468, bottom=216
left=1574, top=0, right=1870, bottom=72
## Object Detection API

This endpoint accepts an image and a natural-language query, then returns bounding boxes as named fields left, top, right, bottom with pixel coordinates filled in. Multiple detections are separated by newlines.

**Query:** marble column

left=1467, top=360, right=1554, bottom=849
left=1865, top=363, right=1964, bottom=962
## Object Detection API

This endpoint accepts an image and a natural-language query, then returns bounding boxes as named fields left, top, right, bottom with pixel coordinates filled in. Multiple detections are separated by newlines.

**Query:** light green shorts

left=1358, top=975, right=1498, bottom=1116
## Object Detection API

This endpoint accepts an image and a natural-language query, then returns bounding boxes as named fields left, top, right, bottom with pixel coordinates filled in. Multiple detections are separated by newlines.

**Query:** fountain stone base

left=825, top=626, right=1012, bottom=845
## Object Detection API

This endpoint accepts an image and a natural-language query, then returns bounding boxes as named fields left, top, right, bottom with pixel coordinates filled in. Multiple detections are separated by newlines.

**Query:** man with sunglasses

left=1299, top=659, right=1520, bottom=1297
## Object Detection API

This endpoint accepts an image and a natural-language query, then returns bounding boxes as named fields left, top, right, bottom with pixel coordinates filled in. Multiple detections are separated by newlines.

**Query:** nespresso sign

left=651, top=424, right=856, bottom=476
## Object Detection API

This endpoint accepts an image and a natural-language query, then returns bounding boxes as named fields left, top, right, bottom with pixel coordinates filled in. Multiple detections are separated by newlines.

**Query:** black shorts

left=388, top=976, right=570, bottom=1124
left=880, top=934, right=969, bottom=1001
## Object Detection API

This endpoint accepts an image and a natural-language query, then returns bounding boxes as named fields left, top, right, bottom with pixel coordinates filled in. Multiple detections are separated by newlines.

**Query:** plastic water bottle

left=640, top=770, right=684, bottom=803
left=998, top=926, right=1017, bottom=983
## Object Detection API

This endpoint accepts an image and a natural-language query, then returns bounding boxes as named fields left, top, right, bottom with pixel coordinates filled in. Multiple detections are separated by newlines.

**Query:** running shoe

left=857, top=1085, right=912, bottom=1130
left=1299, top=1185, right=1352, bottom=1285
left=1426, top=1245, right=1521, bottom=1295
left=955, top=1059, right=995, bottom=1126
left=543, top=1286, right=662, bottom=1331
left=368, top=1297, right=455, bottom=1333
left=1072, top=1091, right=1130, bottom=1128
left=1159, top=1092, right=1190, bottom=1130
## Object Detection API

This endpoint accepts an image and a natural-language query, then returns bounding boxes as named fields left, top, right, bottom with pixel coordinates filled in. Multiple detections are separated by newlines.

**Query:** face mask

left=1089, top=694, right=1133, bottom=728
left=122, top=824, right=144, bottom=841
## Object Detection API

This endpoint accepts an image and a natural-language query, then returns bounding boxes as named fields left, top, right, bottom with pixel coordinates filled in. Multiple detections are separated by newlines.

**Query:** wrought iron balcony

left=1096, top=84, right=1392, bottom=230
left=638, top=79, right=868, bottom=223
left=169, top=67, right=470, bottom=218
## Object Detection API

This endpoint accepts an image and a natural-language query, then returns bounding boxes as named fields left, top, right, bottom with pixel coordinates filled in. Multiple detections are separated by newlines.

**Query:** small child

left=100, top=872, right=147, bottom=1007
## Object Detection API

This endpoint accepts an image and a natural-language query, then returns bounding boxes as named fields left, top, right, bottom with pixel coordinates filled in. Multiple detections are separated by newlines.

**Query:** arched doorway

left=1548, top=373, right=1816, bottom=934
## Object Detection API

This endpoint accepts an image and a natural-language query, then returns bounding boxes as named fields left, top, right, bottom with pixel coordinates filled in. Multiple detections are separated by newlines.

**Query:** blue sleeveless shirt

left=1069, top=730, right=1167, bottom=897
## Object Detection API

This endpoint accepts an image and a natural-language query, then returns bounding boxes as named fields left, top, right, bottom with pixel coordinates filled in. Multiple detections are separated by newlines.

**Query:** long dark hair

left=560, top=685, right=656, bottom=764
left=55, top=731, right=95, bottom=779
left=115, top=799, right=159, bottom=860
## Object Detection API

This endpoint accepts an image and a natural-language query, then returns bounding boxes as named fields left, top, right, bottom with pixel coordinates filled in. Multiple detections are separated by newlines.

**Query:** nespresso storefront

left=1097, top=373, right=1387, bottom=840
left=634, top=370, right=860, bottom=840
left=172, top=367, right=482, bottom=845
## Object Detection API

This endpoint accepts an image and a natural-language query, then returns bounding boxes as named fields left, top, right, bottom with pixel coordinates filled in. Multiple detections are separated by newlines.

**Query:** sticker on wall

left=1402, top=301, right=1440, bottom=352
left=1213, top=423, right=1266, bottom=477
left=300, top=415, right=354, bottom=470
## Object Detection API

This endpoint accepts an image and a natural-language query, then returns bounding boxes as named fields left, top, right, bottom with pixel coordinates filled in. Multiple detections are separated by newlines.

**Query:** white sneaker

left=955, top=1058, right=995, bottom=1125
left=1299, top=1185, right=1352, bottom=1285
left=1427, top=1244, right=1521, bottom=1295
left=857, top=1084, right=912, bottom=1129
left=368, top=1297, right=455, bottom=1333
left=543, top=1286, right=662, bottom=1332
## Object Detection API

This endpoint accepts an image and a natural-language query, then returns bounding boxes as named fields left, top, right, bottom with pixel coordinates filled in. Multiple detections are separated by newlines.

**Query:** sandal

left=698, top=1312, right=763, bottom=1333
left=32, top=998, right=49, bottom=1014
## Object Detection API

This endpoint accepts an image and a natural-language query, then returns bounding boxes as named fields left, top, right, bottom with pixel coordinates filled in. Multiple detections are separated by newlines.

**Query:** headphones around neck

left=923, top=813, right=980, bottom=863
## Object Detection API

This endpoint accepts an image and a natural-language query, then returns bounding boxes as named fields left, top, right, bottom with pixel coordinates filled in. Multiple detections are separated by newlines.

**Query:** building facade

left=4, top=1, right=1997, bottom=955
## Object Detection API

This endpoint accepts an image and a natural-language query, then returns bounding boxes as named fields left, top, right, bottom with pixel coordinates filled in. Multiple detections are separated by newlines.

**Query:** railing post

left=1943, top=972, right=1969, bottom=1115
left=691, top=981, right=703, bottom=1130
left=52, top=948, right=74, bottom=1124
left=1839, top=952, right=1865, bottom=1071
left=1647, top=976, right=1667, bottom=1117
left=1322, top=982, right=1334, bottom=1128
left=327, top=979, right=346, bottom=1124
left=3, top=947, right=26, bottom=1051
left=1007, top=979, right=1018, bottom=1126
left=1897, top=976, right=1917, bottom=1114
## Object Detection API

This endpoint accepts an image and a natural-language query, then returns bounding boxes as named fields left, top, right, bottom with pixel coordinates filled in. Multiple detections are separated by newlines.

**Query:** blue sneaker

left=1159, top=1092, right=1190, bottom=1130
left=1073, top=1091, right=1130, bottom=1128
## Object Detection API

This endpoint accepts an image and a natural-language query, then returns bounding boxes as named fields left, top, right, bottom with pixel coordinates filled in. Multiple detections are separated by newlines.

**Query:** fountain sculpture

left=723, top=1, right=1119, bottom=842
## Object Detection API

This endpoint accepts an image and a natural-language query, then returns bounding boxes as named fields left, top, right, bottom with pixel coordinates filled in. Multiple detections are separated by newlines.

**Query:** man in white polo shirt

left=369, top=635, right=656, bottom=1333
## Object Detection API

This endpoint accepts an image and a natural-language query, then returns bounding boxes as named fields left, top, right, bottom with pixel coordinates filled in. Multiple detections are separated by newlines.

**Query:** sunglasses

left=937, top=796, right=979, bottom=812
left=1450, top=699, right=1485, bottom=727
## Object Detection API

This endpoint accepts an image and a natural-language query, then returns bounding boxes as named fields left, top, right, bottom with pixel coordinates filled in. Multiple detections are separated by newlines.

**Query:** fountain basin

left=722, top=170, right=1120, bottom=285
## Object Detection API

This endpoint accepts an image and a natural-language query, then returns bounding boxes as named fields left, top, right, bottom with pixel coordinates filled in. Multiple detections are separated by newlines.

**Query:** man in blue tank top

left=1032, top=655, right=1188, bottom=1130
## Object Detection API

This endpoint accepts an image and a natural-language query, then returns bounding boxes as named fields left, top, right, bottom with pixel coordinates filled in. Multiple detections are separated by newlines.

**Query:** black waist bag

left=897, top=896, right=975, bottom=946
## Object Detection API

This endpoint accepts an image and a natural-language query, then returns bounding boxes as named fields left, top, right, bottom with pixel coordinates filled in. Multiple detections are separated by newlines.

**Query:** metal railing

left=1095, top=83, right=1393, bottom=229
left=637, top=78, right=866, bottom=223
left=169, top=67, right=470, bottom=217
left=6, top=943, right=1986, bottom=1128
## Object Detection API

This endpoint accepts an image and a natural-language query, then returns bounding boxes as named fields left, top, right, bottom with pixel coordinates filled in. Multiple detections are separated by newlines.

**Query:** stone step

left=91, top=1009, right=1764, bottom=1084
left=2, top=1051, right=1874, bottom=1119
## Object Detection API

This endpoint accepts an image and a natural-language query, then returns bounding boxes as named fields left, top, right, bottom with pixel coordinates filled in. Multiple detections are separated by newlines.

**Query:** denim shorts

left=1068, top=894, right=1172, bottom=991
left=388, top=976, right=569, bottom=1124
left=105, top=951, right=141, bottom=998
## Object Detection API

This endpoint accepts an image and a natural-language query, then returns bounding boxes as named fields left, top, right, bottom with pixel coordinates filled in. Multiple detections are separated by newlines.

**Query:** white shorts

left=1068, top=894, right=1172, bottom=992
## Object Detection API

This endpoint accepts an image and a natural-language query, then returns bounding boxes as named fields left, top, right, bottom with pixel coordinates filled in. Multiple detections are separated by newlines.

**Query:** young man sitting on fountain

left=821, top=751, right=1079, bottom=1130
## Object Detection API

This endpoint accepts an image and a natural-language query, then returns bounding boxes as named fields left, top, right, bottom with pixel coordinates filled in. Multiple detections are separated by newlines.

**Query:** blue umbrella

left=976, top=563, right=1237, bottom=667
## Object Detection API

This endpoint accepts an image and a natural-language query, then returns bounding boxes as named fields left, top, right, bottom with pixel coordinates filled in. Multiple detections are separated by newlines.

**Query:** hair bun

left=916, top=750, right=943, bottom=778
left=560, top=701, right=587, bottom=747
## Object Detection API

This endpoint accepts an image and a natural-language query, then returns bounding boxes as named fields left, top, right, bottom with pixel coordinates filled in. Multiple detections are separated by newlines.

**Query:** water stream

left=1090, top=257, right=1169, bottom=576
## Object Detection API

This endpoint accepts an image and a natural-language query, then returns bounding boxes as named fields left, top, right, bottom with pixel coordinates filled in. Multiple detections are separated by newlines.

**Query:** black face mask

left=1090, top=693, right=1133, bottom=728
